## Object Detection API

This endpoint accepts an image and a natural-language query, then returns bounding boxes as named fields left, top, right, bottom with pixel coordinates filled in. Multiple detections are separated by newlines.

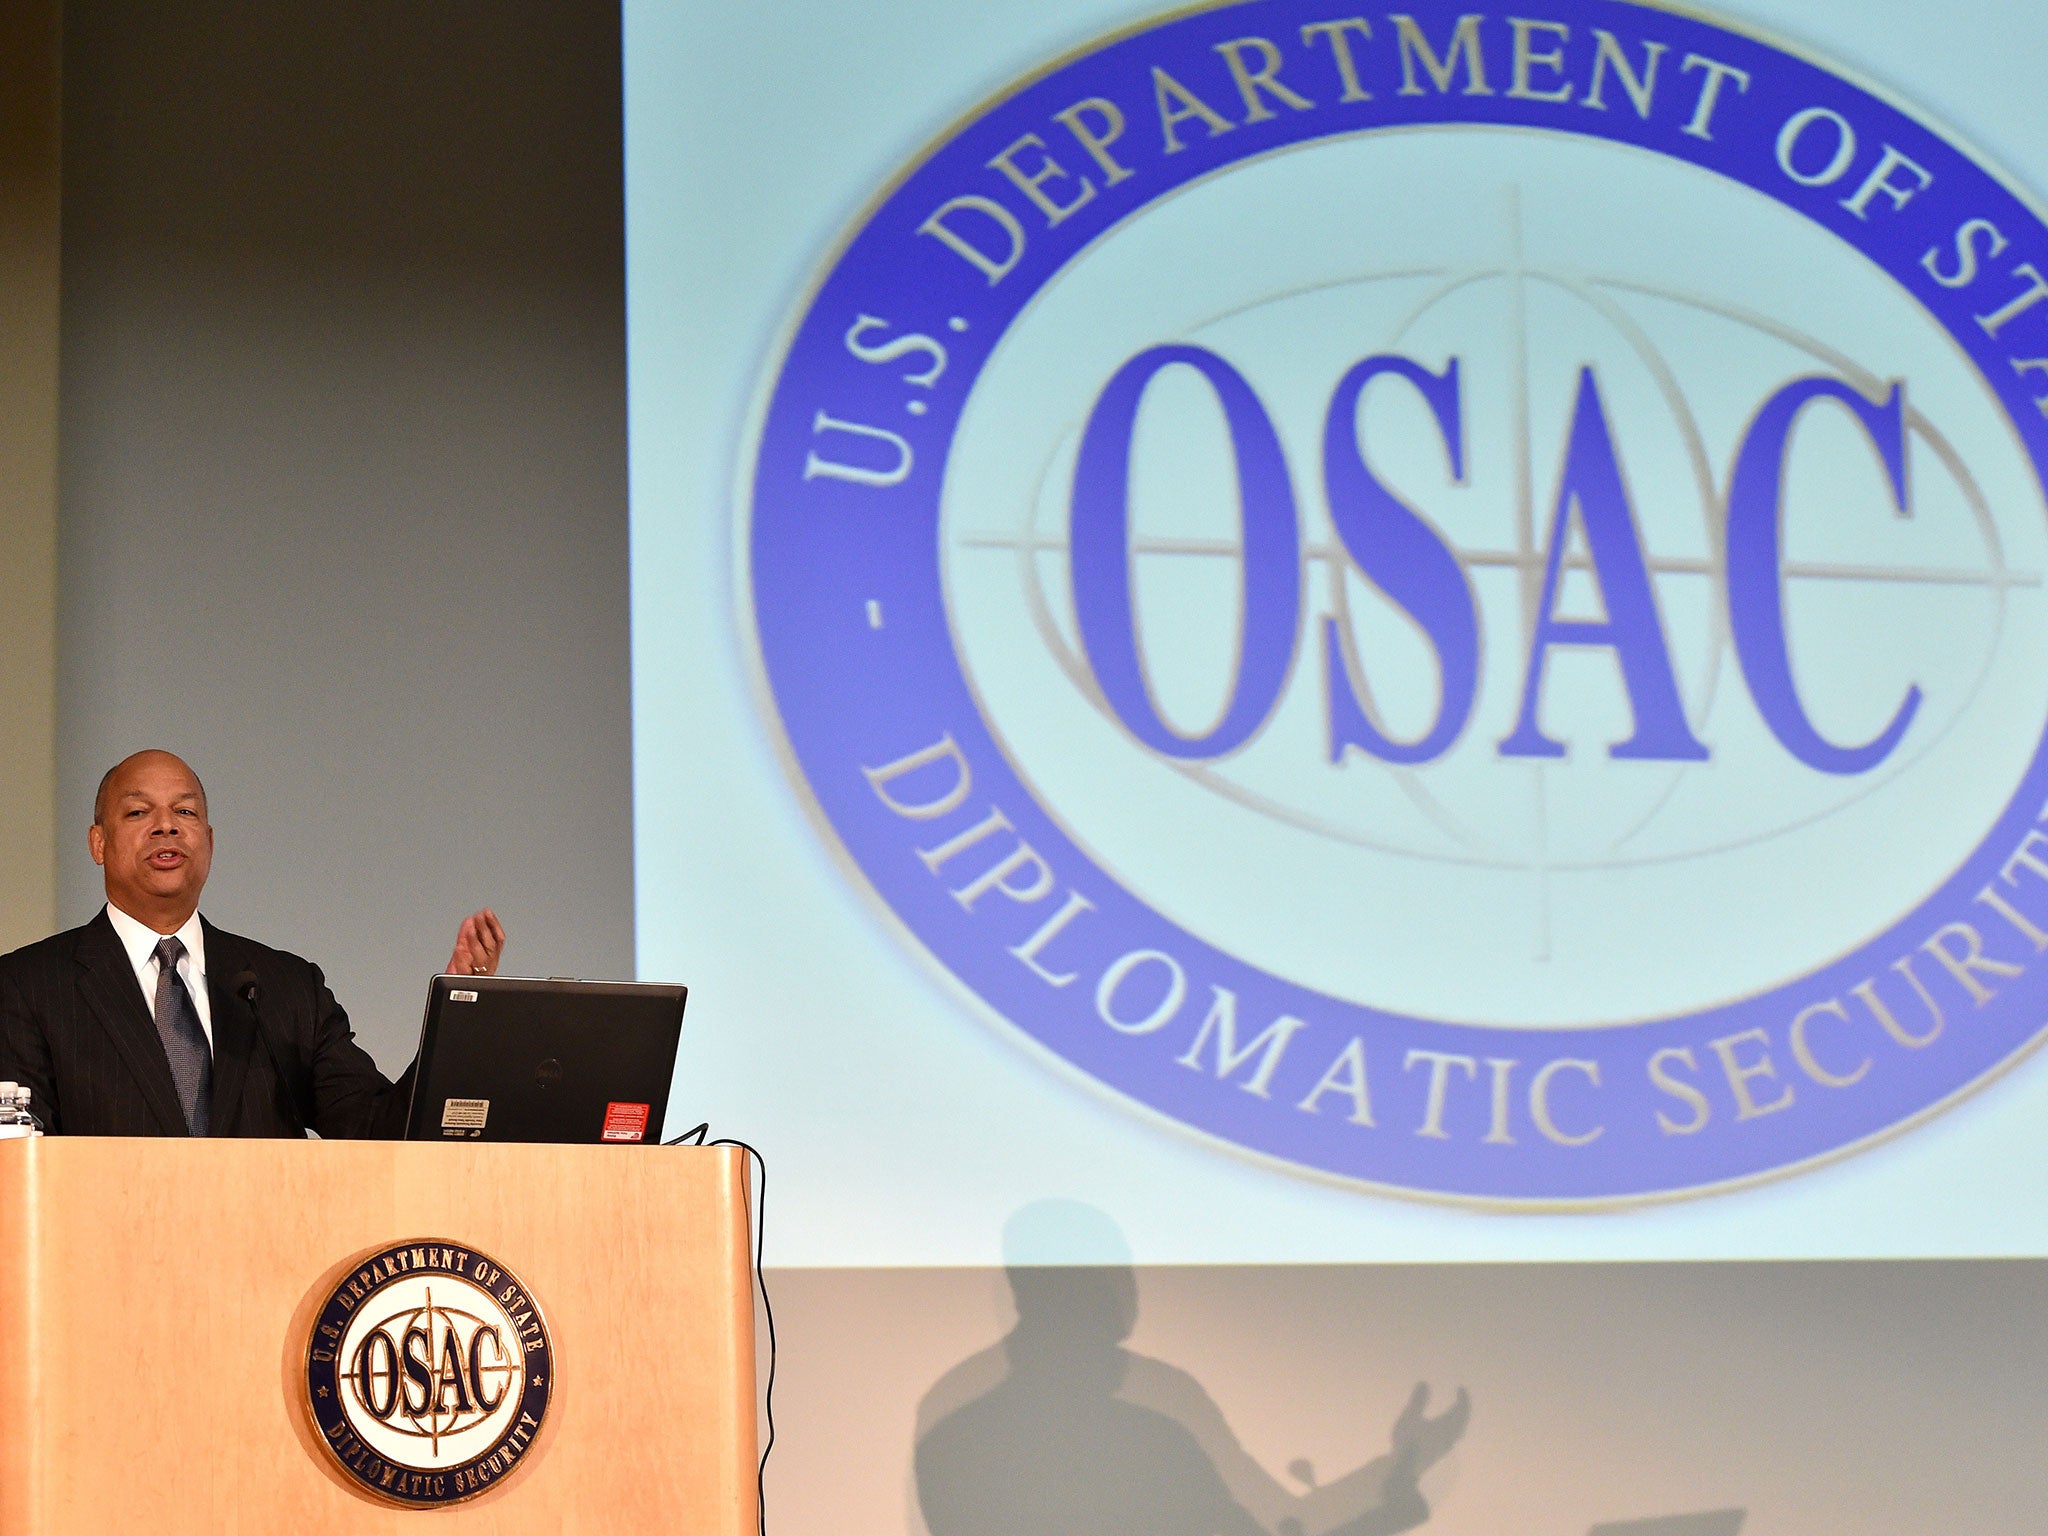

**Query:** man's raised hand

left=445, top=909, right=507, bottom=977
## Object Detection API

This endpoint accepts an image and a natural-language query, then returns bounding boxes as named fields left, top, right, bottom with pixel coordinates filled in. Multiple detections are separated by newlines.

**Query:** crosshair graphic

left=953, top=184, right=2043, bottom=965
left=346, top=1286, right=522, bottom=1457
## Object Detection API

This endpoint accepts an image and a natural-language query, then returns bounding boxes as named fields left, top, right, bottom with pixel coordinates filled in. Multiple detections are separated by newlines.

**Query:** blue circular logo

left=745, top=0, right=2048, bottom=1202
left=304, top=1241, right=554, bottom=1506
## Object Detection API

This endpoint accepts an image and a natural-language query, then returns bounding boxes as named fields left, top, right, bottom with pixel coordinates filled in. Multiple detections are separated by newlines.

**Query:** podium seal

left=303, top=1239, right=555, bottom=1506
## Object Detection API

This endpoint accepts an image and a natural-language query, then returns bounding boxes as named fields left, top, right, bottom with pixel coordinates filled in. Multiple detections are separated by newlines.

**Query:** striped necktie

left=152, top=936, right=213, bottom=1135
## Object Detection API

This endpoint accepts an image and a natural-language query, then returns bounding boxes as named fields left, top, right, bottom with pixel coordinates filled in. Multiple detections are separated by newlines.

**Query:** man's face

left=89, top=752, right=214, bottom=927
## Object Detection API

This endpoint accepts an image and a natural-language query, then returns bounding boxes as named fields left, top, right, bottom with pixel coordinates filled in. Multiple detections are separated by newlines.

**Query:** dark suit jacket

left=0, top=910, right=413, bottom=1138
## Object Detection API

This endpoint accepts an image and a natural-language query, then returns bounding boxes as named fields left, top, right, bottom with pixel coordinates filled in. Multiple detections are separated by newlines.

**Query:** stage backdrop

left=628, top=0, right=2048, bottom=1263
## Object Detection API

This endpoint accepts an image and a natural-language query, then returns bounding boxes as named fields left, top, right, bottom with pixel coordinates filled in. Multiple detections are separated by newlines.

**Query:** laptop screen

left=402, top=975, right=688, bottom=1144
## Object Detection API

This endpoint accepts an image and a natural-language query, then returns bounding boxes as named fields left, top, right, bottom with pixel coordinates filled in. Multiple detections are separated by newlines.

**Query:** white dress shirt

left=105, top=903, right=215, bottom=1050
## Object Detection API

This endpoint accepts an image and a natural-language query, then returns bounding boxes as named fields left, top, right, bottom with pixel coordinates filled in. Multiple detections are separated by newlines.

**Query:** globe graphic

left=940, top=136, right=2048, bottom=1029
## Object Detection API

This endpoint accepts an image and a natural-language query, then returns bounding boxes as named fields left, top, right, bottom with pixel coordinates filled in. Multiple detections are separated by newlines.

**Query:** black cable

left=656, top=1124, right=772, bottom=1529
left=709, top=1136, right=774, bottom=1536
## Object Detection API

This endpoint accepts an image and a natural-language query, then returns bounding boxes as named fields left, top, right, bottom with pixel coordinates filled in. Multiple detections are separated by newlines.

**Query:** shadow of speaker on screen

left=1588, top=1516, right=1744, bottom=1536
left=911, top=1201, right=1470, bottom=1536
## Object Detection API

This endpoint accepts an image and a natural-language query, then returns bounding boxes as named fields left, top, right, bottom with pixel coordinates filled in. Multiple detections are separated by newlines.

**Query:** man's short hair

left=93, top=753, right=209, bottom=826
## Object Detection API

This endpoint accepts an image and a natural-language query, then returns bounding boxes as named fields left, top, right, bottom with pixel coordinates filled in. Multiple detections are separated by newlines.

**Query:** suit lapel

left=72, top=911, right=187, bottom=1136
left=203, top=923, right=256, bottom=1136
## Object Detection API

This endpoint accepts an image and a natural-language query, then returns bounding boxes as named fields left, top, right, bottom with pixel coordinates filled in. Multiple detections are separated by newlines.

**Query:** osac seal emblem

left=742, top=0, right=2048, bottom=1202
left=304, top=1241, right=554, bottom=1505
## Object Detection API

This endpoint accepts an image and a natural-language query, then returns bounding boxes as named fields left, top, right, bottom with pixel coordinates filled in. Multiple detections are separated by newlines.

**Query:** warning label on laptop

left=602, top=1102, right=650, bottom=1142
left=441, top=1097, right=489, bottom=1135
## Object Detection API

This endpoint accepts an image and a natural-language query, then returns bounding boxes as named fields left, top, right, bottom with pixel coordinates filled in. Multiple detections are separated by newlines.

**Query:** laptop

left=402, top=974, right=688, bottom=1144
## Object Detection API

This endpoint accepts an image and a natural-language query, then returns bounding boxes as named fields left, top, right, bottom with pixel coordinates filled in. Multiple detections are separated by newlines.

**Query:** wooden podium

left=0, top=1139, right=759, bottom=1535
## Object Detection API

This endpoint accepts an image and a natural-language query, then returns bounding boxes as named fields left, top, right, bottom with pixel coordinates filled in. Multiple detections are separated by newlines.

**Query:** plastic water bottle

left=0, top=1081, right=43, bottom=1138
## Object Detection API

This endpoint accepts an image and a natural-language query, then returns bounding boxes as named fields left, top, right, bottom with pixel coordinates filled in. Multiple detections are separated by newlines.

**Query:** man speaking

left=0, top=750, right=505, bottom=1138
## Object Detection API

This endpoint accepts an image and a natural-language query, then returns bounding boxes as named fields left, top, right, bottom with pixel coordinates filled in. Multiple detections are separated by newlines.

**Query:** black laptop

left=402, top=974, right=688, bottom=1144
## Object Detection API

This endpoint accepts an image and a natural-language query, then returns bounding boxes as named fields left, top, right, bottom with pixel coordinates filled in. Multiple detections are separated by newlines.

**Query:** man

left=0, top=749, right=505, bottom=1137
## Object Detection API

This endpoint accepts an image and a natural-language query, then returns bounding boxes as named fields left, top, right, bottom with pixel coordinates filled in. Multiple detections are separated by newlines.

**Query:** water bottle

left=0, top=1081, right=44, bottom=1138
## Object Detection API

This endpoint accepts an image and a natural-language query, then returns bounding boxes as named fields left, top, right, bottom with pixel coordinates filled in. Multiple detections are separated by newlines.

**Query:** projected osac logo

left=744, top=0, right=2048, bottom=1201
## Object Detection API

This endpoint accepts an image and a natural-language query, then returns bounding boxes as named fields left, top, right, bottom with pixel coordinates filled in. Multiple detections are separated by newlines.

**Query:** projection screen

left=625, top=0, right=2048, bottom=1264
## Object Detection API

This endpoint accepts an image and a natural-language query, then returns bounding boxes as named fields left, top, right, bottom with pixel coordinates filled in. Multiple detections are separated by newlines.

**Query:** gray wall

left=57, top=0, right=633, bottom=1062
left=0, top=0, right=60, bottom=950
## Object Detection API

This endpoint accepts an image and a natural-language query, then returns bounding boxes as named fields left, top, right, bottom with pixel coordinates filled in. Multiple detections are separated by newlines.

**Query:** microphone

left=233, top=969, right=261, bottom=1007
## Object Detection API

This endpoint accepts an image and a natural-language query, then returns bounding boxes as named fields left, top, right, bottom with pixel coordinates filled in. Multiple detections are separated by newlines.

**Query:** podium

left=0, top=1138, right=759, bottom=1535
